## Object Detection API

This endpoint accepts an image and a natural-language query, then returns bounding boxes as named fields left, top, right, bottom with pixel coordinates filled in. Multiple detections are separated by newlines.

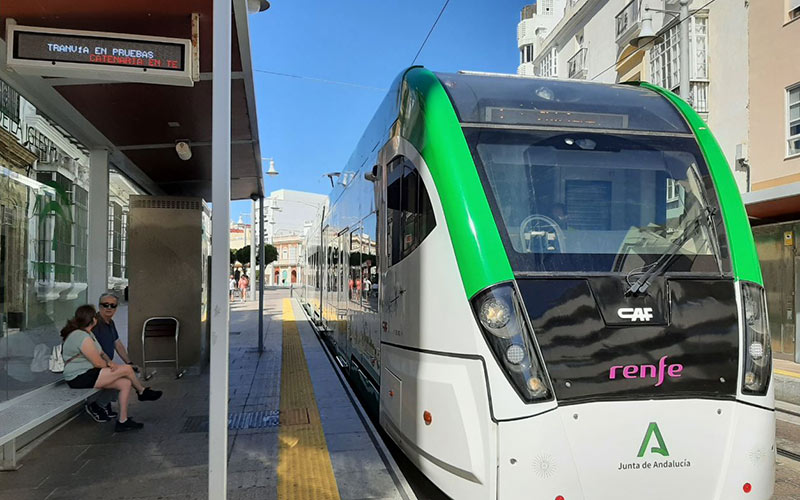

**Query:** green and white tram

left=298, top=68, right=774, bottom=500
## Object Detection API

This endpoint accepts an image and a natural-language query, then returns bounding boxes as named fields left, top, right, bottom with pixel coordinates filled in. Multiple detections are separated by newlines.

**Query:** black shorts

left=66, top=368, right=101, bottom=389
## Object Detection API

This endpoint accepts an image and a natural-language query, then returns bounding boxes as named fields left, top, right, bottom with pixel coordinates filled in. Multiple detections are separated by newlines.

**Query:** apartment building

left=742, top=0, right=800, bottom=362
left=516, top=0, right=750, bottom=190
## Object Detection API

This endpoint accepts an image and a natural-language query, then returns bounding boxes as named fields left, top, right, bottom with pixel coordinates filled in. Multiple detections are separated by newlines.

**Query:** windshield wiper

left=625, top=206, right=717, bottom=296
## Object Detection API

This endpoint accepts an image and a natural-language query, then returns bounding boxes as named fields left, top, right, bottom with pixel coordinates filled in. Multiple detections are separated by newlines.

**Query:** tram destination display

left=5, top=22, right=194, bottom=87
left=13, top=32, right=185, bottom=71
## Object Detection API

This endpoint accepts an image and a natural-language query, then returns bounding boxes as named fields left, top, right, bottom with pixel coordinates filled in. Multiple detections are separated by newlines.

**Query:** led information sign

left=13, top=31, right=185, bottom=71
left=5, top=22, right=195, bottom=87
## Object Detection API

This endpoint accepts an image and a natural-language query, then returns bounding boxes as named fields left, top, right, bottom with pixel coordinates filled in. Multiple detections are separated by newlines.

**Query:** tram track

left=776, top=407, right=800, bottom=462
left=777, top=447, right=800, bottom=462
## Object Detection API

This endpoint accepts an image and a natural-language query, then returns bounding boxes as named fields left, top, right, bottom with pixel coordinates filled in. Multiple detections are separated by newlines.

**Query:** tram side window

left=386, top=156, right=437, bottom=266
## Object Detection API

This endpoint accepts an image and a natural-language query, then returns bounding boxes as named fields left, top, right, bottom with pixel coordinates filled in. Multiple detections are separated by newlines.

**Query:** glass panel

left=108, top=169, right=145, bottom=295
left=386, top=158, right=403, bottom=266
left=1, top=163, right=88, bottom=403
left=467, top=129, right=729, bottom=274
left=789, top=86, right=800, bottom=105
left=790, top=137, right=800, bottom=156
left=790, top=103, right=800, bottom=121
left=437, top=71, right=690, bottom=133
left=361, top=213, right=379, bottom=311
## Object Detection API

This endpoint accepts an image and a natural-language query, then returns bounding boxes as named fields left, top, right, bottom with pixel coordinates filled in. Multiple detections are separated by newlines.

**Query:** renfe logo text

left=609, top=356, right=683, bottom=387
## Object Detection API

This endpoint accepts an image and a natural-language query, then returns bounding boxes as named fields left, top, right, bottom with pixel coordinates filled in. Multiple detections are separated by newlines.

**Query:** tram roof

left=0, top=0, right=264, bottom=200
left=435, top=71, right=691, bottom=135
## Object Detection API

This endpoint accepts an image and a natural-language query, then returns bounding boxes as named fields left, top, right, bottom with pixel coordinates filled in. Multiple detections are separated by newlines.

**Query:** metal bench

left=141, top=316, right=183, bottom=380
left=0, top=381, right=99, bottom=470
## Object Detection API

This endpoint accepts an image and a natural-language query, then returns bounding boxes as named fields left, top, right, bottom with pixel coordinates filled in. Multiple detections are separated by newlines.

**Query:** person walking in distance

left=238, top=273, right=249, bottom=302
left=61, top=305, right=163, bottom=432
left=87, top=292, right=134, bottom=422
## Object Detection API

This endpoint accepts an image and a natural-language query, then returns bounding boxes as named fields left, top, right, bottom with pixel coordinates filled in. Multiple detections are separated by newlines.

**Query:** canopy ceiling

left=0, top=0, right=264, bottom=200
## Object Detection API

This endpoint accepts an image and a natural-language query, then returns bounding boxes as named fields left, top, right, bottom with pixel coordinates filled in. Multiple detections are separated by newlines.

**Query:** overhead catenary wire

left=411, top=0, right=452, bottom=65
left=590, top=0, right=717, bottom=82
left=253, top=68, right=388, bottom=92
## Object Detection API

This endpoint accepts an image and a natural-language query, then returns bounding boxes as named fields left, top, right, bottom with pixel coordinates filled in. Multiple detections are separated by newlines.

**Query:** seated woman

left=61, top=304, right=162, bottom=432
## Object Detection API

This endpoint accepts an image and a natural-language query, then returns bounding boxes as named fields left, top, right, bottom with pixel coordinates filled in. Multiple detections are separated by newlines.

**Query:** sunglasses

left=100, top=303, right=118, bottom=309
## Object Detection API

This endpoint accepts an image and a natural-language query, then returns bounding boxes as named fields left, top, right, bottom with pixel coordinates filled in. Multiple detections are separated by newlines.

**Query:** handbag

left=49, top=345, right=65, bottom=373
left=49, top=333, right=85, bottom=374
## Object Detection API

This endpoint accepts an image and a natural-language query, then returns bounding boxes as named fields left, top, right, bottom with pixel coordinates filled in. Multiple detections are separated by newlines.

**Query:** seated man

left=85, top=292, right=135, bottom=422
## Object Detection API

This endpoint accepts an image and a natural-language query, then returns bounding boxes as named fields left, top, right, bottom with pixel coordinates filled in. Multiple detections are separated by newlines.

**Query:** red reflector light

left=555, top=496, right=565, bottom=500
left=423, top=411, right=432, bottom=425
left=743, top=483, right=752, bottom=493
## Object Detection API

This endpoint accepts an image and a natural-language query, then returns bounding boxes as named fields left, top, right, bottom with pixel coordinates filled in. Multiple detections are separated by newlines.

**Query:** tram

left=297, top=68, right=775, bottom=499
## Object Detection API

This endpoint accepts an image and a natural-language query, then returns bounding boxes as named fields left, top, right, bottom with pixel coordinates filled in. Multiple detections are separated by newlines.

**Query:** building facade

left=229, top=216, right=252, bottom=251
left=742, top=0, right=800, bottom=363
left=517, top=0, right=750, bottom=191
left=254, top=189, right=327, bottom=286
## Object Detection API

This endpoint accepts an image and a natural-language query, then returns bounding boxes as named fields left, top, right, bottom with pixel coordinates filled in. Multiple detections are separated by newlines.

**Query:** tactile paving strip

left=277, top=299, right=341, bottom=500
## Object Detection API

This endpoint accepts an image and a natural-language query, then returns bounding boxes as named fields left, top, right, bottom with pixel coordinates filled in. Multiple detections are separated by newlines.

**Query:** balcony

left=689, top=81, right=709, bottom=113
left=615, top=0, right=642, bottom=42
left=568, top=48, right=588, bottom=79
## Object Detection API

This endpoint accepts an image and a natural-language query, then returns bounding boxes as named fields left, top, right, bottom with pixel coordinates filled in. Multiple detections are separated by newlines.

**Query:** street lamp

left=255, top=157, right=279, bottom=352
left=631, top=0, right=691, bottom=101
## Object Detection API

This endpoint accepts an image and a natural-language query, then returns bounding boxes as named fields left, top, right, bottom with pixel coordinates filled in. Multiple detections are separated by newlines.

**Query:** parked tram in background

left=298, top=67, right=775, bottom=500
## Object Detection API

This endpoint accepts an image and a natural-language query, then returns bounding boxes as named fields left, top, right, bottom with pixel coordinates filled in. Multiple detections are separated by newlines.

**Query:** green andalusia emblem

left=637, top=422, right=669, bottom=457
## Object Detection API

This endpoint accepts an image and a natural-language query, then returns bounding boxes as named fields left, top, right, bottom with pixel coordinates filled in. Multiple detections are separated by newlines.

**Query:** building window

left=521, top=44, right=535, bottom=64
left=536, top=47, right=558, bottom=78
left=789, top=85, right=800, bottom=157
left=386, top=156, right=437, bottom=266
left=649, top=15, right=709, bottom=113
left=789, top=0, right=800, bottom=21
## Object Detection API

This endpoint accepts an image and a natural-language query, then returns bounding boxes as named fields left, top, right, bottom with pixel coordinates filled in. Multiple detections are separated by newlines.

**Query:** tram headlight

left=472, top=283, right=553, bottom=402
left=741, top=282, right=772, bottom=395
left=480, top=297, right=511, bottom=331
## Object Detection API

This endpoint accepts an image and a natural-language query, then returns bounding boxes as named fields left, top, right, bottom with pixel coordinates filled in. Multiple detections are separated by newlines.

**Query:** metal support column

left=679, top=0, right=690, bottom=100
left=87, top=148, right=109, bottom=301
left=209, top=0, right=231, bottom=497
left=258, top=196, right=265, bottom=352
left=250, top=198, right=256, bottom=300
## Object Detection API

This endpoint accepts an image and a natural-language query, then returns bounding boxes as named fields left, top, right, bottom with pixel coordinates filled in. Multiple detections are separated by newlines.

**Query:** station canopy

left=0, top=0, right=264, bottom=200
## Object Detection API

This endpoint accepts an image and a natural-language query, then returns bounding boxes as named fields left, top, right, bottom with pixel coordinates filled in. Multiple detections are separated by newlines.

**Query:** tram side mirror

left=364, top=165, right=379, bottom=182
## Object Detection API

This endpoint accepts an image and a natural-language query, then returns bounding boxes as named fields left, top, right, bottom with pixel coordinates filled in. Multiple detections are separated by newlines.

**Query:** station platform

left=0, top=290, right=415, bottom=500
left=775, top=358, right=800, bottom=407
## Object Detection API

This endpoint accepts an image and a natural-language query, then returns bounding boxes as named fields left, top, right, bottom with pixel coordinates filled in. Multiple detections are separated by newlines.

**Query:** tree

left=230, top=249, right=237, bottom=265
left=235, top=246, right=250, bottom=265
left=257, top=244, right=278, bottom=266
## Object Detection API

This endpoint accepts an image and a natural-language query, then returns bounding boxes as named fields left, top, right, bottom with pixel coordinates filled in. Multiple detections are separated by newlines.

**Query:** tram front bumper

left=496, top=399, right=774, bottom=500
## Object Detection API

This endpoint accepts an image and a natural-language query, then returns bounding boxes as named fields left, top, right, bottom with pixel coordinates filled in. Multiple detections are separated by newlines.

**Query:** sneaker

left=105, top=403, right=118, bottom=419
left=137, top=387, right=163, bottom=401
left=115, top=418, right=144, bottom=432
left=85, top=402, right=110, bottom=423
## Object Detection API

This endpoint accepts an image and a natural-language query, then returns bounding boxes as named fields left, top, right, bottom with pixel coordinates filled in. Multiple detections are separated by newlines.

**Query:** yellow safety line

left=277, top=299, right=341, bottom=500
left=775, top=369, right=800, bottom=380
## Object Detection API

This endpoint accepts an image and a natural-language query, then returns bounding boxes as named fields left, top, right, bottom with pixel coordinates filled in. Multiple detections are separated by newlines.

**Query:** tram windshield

left=465, top=129, right=730, bottom=274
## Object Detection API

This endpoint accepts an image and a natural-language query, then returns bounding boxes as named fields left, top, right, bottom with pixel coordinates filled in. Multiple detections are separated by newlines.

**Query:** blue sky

left=231, top=0, right=531, bottom=222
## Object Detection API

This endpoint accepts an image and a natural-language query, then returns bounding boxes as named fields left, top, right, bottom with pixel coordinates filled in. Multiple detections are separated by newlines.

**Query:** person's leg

left=110, top=378, right=132, bottom=422
left=95, top=364, right=146, bottom=394
left=94, top=389, right=114, bottom=408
